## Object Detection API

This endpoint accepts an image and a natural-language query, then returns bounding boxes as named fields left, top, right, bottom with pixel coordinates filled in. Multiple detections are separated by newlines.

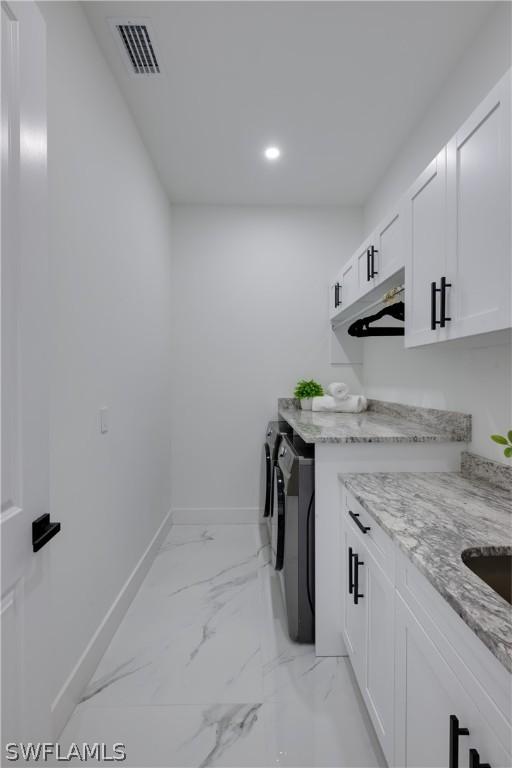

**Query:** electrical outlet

left=100, top=407, right=109, bottom=434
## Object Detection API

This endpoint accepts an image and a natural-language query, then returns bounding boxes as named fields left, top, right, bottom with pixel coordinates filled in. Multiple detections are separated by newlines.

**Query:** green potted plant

left=490, top=430, right=512, bottom=458
left=294, top=379, right=324, bottom=410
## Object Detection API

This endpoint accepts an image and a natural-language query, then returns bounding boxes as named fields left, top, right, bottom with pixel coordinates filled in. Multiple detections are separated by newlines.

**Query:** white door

left=364, top=550, right=394, bottom=766
left=395, top=595, right=511, bottom=768
left=329, top=266, right=344, bottom=321
left=1, top=0, right=55, bottom=748
left=355, top=237, right=375, bottom=297
left=342, top=526, right=366, bottom=688
left=446, top=69, right=511, bottom=339
left=404, top=148, right=449, bottom=347
left=340, top=255, right=358, bottom=310
left=373, top=204, right=405, bottom=285
left=395, top=596, right=473, bottom=768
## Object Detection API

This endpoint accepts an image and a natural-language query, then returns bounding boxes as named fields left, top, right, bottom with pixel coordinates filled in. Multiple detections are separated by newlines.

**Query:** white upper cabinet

left=355, top=236, right=375, bottom=296
left=330, top=204, right=406, bottom=323
left=340, top=255, right=358, bottom=310
left=404, top=149, right=449, bottom=347
left=373, top=204, right=405, bottom=285
left=406, top=69, right=511, bottom=347
left=445, top=70, right=511, bottom=339
left=329, top=255, right=358, bottom=321
left=330, top=69, right=511, bottom=341
left=356, top=212, right=405, bottom=296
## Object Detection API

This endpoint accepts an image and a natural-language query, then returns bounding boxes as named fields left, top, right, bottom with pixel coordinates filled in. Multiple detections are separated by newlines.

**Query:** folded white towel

left=333, top=395, right=368, bottom=413
left=312, top=395, right=368, bottom=413
left=311, top=395, right=338, bottom=412
left=327, top=382, right=349, bottom=400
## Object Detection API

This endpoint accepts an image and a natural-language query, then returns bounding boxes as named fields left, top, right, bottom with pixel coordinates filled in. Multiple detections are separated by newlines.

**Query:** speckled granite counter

left=339, top=454, right=512, bottom=672
left=278, top=398, right=471, bottom=445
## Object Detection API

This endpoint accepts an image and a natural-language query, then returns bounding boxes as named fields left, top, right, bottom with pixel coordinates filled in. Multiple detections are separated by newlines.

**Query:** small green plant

left=294, top=379, right=324, bottom=400
left=490, top=430, right=512, bottom=458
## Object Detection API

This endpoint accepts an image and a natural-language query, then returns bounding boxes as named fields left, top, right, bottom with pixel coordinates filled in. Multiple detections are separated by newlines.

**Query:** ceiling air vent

left=113, top=21, right=160, bottom=75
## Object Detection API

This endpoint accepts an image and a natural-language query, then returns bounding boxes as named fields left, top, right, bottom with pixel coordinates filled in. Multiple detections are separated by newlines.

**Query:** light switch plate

left=100, top=407, right=109, bottom=434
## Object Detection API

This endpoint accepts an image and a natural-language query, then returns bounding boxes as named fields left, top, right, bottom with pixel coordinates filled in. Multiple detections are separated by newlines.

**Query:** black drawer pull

left=348, top=546, right=354, bottom=594
left=449, top=715, right=469, bottom=768
left=32, top=513, right=61, bottom=553
left=353, top=553, right=364, bottom=604
left=440, top=275, right=452, bottom=327
left=349, top=510, right=370, bottom=534
left=334, top=282, right=341, bottom=308
left=366, top=248, right=371, bottom=282
left=431, top=280, right=441, bottom=330
left=369, top=245, right=378, bottom=278
left=469, top=749, right=490, bottom=768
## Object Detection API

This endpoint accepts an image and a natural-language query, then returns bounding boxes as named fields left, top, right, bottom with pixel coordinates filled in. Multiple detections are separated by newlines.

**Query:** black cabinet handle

left=366, top=248, right=371, bottom=282
left=449, top=715, right=469, bottom=768
left=263, top=443, right=272, bottom=518
left=349, top=510, right=371, bottom=534
left=440, top=276, right=452, bottom=327
left=353, top=553, right=364, bottom=605
left=469, top=749, right=491, bottom=768
left=348, top=546, right=354, bottom=594
left=369, top=245, right=379, bottom=278
left=431, top=280, right=441, bottom=330
left=32, top=513, right=61, bottom=553
left=334, top=282, right=341, bottom=309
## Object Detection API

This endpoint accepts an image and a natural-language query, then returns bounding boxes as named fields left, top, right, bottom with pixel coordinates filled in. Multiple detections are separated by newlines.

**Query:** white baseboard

left=171, top=507, right=262, bottom=524
left=51, top=510, right=172, bottom=738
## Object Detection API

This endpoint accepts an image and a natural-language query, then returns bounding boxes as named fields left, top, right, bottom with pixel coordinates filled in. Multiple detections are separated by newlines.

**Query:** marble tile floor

left=58, top=523, right=385, bottom=768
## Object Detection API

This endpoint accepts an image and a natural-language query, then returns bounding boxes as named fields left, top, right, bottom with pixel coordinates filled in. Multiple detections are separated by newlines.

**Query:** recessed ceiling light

left=264, top=146, right=281, bottom=161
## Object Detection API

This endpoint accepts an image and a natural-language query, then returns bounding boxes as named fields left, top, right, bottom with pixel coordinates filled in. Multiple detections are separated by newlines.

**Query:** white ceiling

left=84, top=1, right=493, bottom=206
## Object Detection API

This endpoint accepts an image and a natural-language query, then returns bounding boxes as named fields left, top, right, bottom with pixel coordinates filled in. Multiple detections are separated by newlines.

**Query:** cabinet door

left=395, top=595, right=474, bottom=768
left=446, top=70, right=511, bottom=339
left=395, top=594, right=512, bottom=768
left=373, top=204, right=405, bottom=285
left=329, top=271, right=343, bottom=321
left=340, top=255, right=358, bottom=310
left=329, top=257, right=358, bottom=321
left=355, top=237, right=375, bottom=297
left=404, top=148, right=449, bottom=348
left=364, top=552, right=395, bottom=765
left=342, top=526, right=366, bottom=688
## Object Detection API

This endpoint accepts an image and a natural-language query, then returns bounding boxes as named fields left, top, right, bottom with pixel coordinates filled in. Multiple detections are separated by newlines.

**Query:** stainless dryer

left=263, top=420, right=292, bottom=534
left=272, top=434, right=315, bottom=643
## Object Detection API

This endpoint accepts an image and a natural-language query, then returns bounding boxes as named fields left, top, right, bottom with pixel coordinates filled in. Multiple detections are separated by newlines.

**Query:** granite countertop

left=278, top=398, right=471, bottom=445
left=339, top=454, right=512, bottom=672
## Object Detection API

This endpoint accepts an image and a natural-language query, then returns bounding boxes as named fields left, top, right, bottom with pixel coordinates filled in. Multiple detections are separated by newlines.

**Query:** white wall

left=40, top=2, right=173, bottom=707
left=361, top=1, right=512, bottom=464
left=363, top=332, right=511, bottom=462
left=170, top=205, right=362, bottom=513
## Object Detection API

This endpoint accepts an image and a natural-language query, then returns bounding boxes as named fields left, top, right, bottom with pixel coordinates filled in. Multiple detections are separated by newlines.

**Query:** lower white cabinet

left=395, top=594, right=510, bottom=768
left=340, top=487, right=512, bottom=768
left=395, top=594, right=474, bottom=768
left=342, top=525, right=366, bottom=684
left=364, top=548, right=395, bottom=762
left=342, top=508, right=395, bottom=765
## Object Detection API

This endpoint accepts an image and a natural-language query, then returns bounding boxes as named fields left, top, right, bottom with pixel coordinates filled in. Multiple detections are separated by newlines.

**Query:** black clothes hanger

left=348, top=301, right=405, bottom=337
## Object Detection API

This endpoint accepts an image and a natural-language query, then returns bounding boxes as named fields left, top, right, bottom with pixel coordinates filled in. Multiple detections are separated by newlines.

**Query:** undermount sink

left=461, top=548, right=512, bottom=606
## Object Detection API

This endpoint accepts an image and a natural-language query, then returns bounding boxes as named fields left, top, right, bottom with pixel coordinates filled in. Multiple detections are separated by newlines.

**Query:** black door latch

left=32, top=513, right=61, bottom=552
